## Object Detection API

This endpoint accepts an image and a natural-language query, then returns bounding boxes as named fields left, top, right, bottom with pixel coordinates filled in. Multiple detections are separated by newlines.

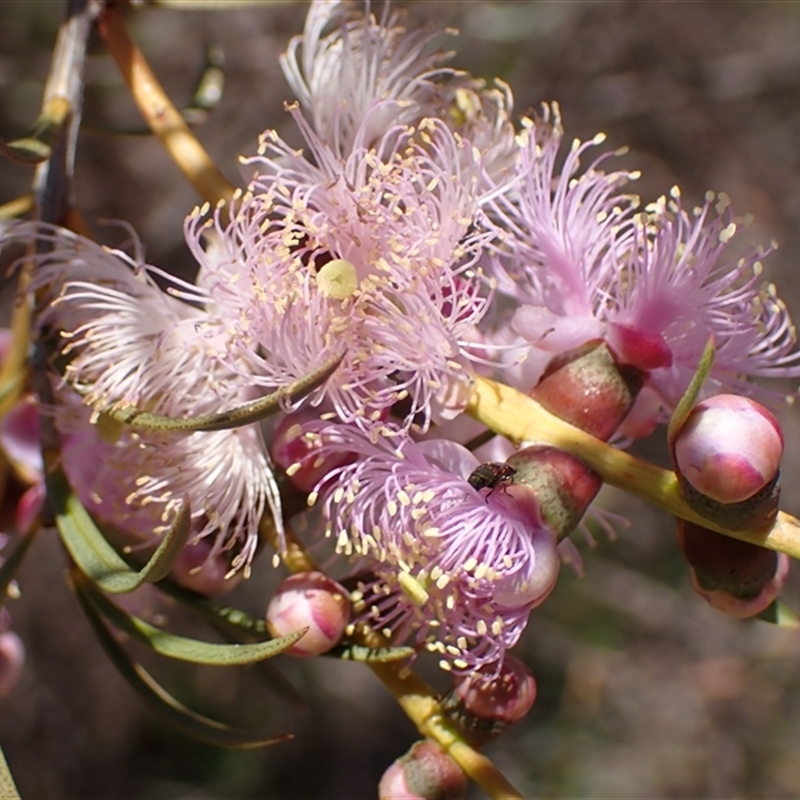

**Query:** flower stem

left=97, top=5, right=235, bottom=208
left=468, top=375, right=800, bottom=559
left=259, top=516, right=524, bottom=799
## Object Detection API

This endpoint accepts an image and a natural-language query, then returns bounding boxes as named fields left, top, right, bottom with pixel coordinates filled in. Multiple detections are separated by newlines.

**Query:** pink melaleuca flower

left=485, top=102, right=640, bottom=353
left=486, top=107, right=800, bottom=415
left=606, top=190, right=800, bottom=408
left=306, top=423, right=560, bottom=676
left=6, top=222, right=283, bottom=573
left=189, top=115, right=493, bottom=431
left=280, top=0, right=517, bottom=175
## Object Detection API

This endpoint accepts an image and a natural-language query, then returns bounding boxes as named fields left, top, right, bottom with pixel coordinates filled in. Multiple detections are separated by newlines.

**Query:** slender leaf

left=0, top=96, right=70, bottom=166
left=103, top=353, right=344, bottom=433
left=76, top=573, right=306, bottom=665
left=50, top=471, right=191, bottom=593
left=0, top=744, right=21, bottom=800
left=71, top=574, right=291, bottom=749
left=667, top=336, right=715, bottom=451
left=756, top=598, right=800, bottom=629
left=331, top=642, right=416, bottom=663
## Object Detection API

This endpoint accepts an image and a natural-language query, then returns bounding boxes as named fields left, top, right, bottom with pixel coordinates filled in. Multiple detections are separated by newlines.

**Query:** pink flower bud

left=506, top=445, right=602, bottom=540
left=674, top=395, right=783, bottom=504
left=266, top=571, right=350, bottom=656
left=170, top=538, right=242, bottom=597
left=443, top=655, right=537, bottom=745
left=530, top=341, right=644, bottom=441
left=677, top=521, right=789, bottom=618
left=271, top=410, right=354, bottom=492
left=0, top=632, right=25, bottom=697
left=378, top=740, right=467, bottom=800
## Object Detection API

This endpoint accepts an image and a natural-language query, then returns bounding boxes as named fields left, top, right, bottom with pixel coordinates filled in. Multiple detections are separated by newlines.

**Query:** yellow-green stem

left=468, top=375, right=800, bottom=559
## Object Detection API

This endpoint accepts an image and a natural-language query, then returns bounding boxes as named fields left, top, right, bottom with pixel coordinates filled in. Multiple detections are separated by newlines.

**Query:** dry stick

left=259, top=517, right=525, bottom=800
left=97, top=5, right=236, bottom=209
left=468, top=375, right=800, bottom=560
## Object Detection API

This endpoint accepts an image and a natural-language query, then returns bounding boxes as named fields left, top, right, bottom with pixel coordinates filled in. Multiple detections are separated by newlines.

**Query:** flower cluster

left=1, top=0, right=798, bottom=680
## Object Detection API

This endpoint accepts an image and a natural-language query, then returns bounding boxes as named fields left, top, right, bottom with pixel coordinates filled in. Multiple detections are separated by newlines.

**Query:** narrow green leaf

left=50, top=471, right=191, bottom=593
left=76, top=573, right=306, bottom=665
left=71, top=574, right=291, bottom=749
left=0, top=744, right=21, bottom=800
left=756, top=598, right=800, bottom=629
left=331, top=642, right=416, bottom=663
left=104, top=352, right=344, bottom=433
left=0, top=526, right=38, bottom=614
left=667, top=336, right=715, bottom=451
left=0, top=97, right=70, bottom=166
left=155, top=580, right=270, bottom=639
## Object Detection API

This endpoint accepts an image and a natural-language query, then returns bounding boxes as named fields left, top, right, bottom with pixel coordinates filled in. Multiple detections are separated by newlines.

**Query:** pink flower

left=307, top=423, right=560, bottom=675
left=281, top=0, right=517, bottom=174
left=486, top=106, right=800, bottom=413
left=190, top=115, right=494, bottom=430
left=11, top=222, right=282, bottom=573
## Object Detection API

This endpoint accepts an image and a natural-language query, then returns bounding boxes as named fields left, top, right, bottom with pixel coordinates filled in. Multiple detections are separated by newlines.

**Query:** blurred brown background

left=2, top=2, right=800, bottom=798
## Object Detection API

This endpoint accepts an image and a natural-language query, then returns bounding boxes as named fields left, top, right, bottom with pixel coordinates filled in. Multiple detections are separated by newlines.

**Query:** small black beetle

left=467, top=462, right=517, bottom=496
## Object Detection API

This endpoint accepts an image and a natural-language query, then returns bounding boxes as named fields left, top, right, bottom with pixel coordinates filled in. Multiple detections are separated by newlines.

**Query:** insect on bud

left=442, top=655, right=537, bottom=745
left=530, top=341, right=644, bottom=441
left=673, top=395, right=783, bottom=530
left=265, top=571, right=351, bottom=656
left=378, top=740, right=468, bottom=800
left=677, top=520, right=790, bottom=618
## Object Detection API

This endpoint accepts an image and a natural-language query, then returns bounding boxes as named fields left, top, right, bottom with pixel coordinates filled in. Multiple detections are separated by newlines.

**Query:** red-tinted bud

left=506, top=445, right=602, bottom=540
left=673, top=395, right=783, bottom=530
left=378, top=740, right=467, bottom=800
left=530, top=341, right=644, bottom=441
left=442, top=655, right=537, bottom=745
left=266, top=571, right=351, bottom=656
left=677, top=520, right=789, bottom=617
left=0, top=632, right=24, bottom=697
left=271, top=410, right=353, bottom=492
left=170, top=538, right=242, bottom=597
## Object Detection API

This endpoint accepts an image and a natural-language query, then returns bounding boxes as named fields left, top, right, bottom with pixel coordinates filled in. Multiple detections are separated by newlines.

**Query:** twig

left=97, top=5, right=236, bottom=207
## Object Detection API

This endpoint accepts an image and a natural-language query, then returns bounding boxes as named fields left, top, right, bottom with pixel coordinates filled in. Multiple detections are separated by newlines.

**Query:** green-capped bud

left=506, top=445, right=602, bottom=540
left=673, top=395, right=783, bottom=530
left=677, top=520, right=789, bottom=618
left=442, top=655, right=537, bottom=745
left=266, top=571, right=351, bottom=656
left=378, top=740, right=467, bottom=800
left=530, top=341, right=644, bottom=441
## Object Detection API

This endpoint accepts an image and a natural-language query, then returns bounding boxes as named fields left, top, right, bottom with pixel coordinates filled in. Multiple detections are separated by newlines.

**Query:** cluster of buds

left=672, top=395, right=789, bottom=617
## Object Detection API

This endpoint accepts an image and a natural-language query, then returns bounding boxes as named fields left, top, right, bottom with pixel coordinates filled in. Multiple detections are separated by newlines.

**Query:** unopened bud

left=677, top=520, right=789, bottom=618
left=674, top=395, right=783, bottom=529
left=266, top=571, right=350, bottom=656
left=378, top=740, right=467, bottom=800
left=271, top=411, right=353, bottom=492
left=530, top=341, right=644, bottom=441
left=0, top=632, right=24, bottom=697
left=442, top=655, right=537, bottom=745
left=506, top=445, right=602, bottom=540
left=171, top=538, right=242, bottom=597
